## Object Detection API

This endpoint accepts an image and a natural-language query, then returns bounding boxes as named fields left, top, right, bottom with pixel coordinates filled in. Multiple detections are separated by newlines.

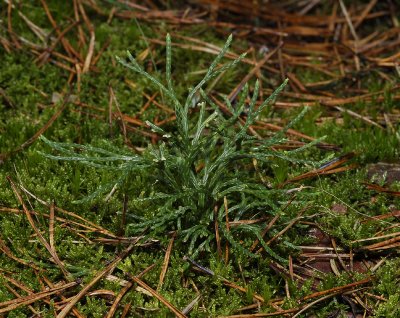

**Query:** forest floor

left=1, top=1, right=400, bottom=317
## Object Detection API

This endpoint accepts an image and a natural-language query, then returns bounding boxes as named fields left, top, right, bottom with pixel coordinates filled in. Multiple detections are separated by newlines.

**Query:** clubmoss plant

left=40, top=34, right=322, bottom=261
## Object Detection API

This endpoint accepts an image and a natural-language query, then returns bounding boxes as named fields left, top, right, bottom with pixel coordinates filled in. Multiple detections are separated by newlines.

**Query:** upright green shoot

left=41, top=34, right=324, bottom=262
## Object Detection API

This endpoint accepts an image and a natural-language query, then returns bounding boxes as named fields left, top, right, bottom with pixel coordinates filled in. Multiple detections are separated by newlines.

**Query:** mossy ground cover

left=1, top=1, right=400, bottom=317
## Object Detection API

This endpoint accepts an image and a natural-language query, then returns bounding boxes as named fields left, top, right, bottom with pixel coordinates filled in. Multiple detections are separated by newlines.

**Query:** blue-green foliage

left=41, top=35, right=322, bottom=261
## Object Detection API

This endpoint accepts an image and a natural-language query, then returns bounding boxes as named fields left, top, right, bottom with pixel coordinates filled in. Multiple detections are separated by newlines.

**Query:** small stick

left=36, top=21, right=80, bottom=66
left=108, top=87, right=114, bottom=138
left=0, top=281, right=78, bottom=314
left=182, top=294, right=201, bottom=315
left=0, top=88, right=71, bottom=163
left=120, top=193, right=128, bottom=236
left=227, top=42, right=282, bottom=103
left=138, top=92, right=158, bottom=115
left=92, top=38, right=111, bottom=66
left=3, top=283, right=40, bottom=315
left=120, top=302, right=132, bottom=318
left=110, top=87, right=129, bottom=144
left=105, top=282, right=133, bottom=318
left=7, top=0, right=21, bottom=49
left=77, top=0, right=95, bottom=73
left=39, top=0, right=81, bottom=59
left=17, top=186, right=117, bottom=237
left=127, top=274, right=187, bottom=318
left=292, top=293, right=341, bottom=318
left=339, top=0, right=359, bottom=41
left=157, top=231, right=176, bottom=291
left=302, top=277, right=372, bottom=301
left=354, top=0, right=378, bottom=29
left=105, top=265, right=157, bottom=318
left=41, top=275, right=85, bottom=317
left=8, top=177, right=69, bottom=278
left=74, top=63, right=81, bottom=99
left=73, top=0, right=86, bottom=48
left=250, top=195, right=296, bottom=252
left=224, top=196, right=230, bottom=264
left=56, top=242, right=138, bottom=318
left=250, top=214, right=279, bottom=252
left=49, top=202, right=56, bottom=252
left=214, top=205, right=222, bottom=258
left=0, top=237, right=41, bottom=271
